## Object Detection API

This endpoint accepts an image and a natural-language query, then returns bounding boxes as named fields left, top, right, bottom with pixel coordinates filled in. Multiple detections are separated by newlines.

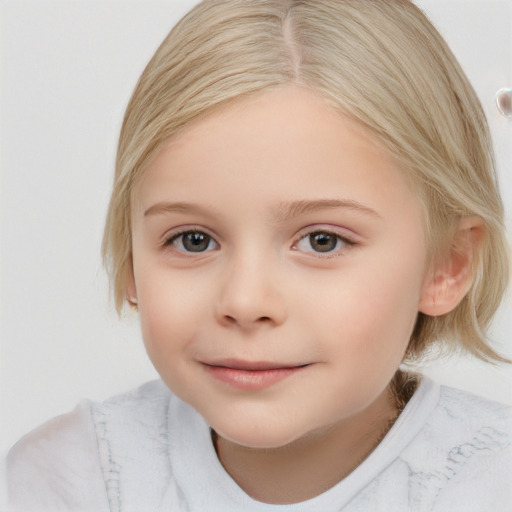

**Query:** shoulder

left=401, top=380, right=511, bottom=511
left=407, top=378, right=511, bottom=449
left=437, top=383, right=511, bottom=424
left=7, top=400, right=109, bottom=511
left=88, top=379, right=172, bottom=464
left=7, top=380, right=171, bottom=511
left=91, top=379, right=171, bottom=421
left=428, top=383, right=511, bottom=456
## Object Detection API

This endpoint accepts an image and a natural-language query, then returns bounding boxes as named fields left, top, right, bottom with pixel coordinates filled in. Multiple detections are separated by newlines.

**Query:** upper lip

left=203, top=359, right=308, bottom=371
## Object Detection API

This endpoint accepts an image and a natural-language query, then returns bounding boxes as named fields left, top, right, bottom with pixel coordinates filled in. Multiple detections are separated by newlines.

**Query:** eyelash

left=292, top=228, right=357, bottom=257
left=163, top=228, right=219, bottom=254
left=161, top=227, right=358, bottom=257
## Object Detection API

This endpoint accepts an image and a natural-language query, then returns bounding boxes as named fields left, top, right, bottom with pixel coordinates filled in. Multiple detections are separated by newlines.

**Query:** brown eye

left=170, top=231, right=218, bottom=252
left=294, top=229, right=352, bottom=255
left=183, top=232, right=210, bottom=252
left=309, top=232, right=339, bottom=252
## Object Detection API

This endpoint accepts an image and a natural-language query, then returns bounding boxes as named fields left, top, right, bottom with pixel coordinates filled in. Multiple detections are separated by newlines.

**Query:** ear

left=419, top=217, right=485, bottom=317
left=125, top=257, right=138, bottom=307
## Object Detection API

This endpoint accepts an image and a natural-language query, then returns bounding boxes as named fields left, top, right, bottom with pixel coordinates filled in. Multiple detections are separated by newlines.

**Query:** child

left=7, top=0, right=511, bottom=510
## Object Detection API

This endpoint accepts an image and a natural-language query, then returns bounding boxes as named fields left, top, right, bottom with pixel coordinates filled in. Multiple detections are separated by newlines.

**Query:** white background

left=1, top=0, right=511, bottom=461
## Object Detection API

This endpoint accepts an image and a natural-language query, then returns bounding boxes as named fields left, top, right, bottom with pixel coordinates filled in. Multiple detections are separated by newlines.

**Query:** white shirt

left=6, top=377, right=511, bottom=511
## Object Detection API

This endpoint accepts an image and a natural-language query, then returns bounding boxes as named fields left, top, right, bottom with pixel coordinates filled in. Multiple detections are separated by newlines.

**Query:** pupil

left=183, top=232, right=210, bottom=252
left=310, top=232, right=337, bottom=252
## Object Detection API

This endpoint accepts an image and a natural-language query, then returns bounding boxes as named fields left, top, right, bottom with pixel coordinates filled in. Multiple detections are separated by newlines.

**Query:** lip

left=203, top=359, right=309, bottom=391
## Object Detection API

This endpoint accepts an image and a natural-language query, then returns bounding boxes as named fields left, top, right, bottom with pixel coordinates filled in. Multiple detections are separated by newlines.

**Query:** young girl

left=7, top=0, right=511, bottom=510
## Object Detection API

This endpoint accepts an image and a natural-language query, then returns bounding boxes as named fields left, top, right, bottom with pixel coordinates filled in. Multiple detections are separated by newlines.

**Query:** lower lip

left=204, top=365, right=306, bottom=391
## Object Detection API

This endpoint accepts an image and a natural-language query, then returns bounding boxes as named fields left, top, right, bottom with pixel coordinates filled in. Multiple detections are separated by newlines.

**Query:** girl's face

left=130, top=86, right=431, bottom=448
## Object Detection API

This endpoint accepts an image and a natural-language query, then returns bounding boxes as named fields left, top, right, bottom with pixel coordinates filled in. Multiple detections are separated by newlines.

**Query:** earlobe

left=125, top=260, right=138, bottom=307
left=419, top=217, right=485, bottom=317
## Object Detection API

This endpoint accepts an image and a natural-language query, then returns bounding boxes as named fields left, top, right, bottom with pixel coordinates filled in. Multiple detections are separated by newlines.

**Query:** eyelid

left=291, top=225, right=360, bottom=256
left=161, top=225, right=220, bottom=251
left=161, top=224, right=215, bottom=240
left=293, top=224, right=359, bottom=243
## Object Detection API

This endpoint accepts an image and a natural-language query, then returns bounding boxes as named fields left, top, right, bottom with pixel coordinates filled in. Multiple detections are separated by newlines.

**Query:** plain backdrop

left=1, top=0, right=511, bottom=463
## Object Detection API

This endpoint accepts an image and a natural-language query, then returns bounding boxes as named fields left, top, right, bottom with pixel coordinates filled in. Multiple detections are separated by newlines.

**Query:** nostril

left=221, top=314, right=273, bottom=328
left=224, top=315, right=237, bottom=324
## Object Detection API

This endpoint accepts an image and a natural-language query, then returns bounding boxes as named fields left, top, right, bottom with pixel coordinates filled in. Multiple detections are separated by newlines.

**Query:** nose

left=215, top=252, right=287, bottom=331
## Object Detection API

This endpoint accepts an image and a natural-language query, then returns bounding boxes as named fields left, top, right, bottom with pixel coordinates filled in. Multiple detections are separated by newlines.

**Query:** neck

left=213, top=380, right=409, bottom=504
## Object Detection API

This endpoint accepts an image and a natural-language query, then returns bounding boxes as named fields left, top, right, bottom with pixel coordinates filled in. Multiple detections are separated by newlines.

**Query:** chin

left=214, top=420, right=308, bottom=450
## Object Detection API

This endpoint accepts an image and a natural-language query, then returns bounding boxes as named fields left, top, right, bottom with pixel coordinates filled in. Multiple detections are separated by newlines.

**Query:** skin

left=128, top=86, right=477, bottom=504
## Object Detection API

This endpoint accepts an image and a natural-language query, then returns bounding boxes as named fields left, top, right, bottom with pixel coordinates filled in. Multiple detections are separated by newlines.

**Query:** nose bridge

left=216, top=242, right=286, bottom=329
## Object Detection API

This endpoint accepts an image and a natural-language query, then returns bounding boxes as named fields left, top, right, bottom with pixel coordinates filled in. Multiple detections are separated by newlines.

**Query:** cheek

left=306, top=254, right=424, bottom=360
left=135, top=269, right=210, bottom=362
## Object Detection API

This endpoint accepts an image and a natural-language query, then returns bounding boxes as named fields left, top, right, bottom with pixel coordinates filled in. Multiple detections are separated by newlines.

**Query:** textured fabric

left=6, top=378, right=511, bottom=511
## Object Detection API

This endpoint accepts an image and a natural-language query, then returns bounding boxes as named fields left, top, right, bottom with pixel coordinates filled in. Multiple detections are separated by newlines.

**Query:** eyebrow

left=144, top=198, right=380, bottom=221
left=144, top=202, right=207, bottom=217
left=271, top=199, right=381, bottom=222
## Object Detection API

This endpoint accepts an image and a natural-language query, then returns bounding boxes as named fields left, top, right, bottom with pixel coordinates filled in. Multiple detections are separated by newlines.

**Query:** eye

left=166, top=230, right=219, bottom=253
left=294, top=230, right=352, bottom=254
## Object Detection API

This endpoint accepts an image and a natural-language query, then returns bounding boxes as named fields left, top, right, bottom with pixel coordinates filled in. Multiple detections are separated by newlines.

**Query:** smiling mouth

left=203, top=360, right=310, bottom=390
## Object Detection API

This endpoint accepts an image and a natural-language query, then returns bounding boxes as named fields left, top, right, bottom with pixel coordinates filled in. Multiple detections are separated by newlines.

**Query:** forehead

left=133, top=86, right=422, bottom=224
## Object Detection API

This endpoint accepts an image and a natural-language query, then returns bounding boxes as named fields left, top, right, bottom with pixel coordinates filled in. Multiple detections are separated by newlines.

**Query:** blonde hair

left=103, top=0, right=509, bottom=363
